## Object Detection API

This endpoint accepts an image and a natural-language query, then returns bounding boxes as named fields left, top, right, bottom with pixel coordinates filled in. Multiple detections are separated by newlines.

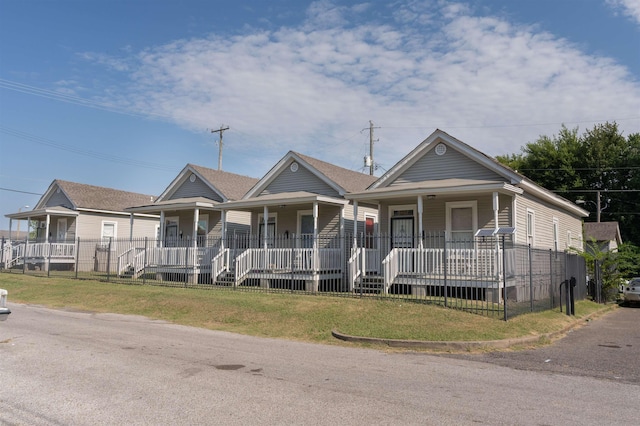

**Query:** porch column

left=129, top=214, right=134, bottom=242
left=263, top=206, right=269, bottom=250
left=263, top=206, right=269, bottom=273
left=493, top=192, right=501, bottom=285
left=340, top=205, right=345, bottom=278
left=492, top=192, right=499, bottom=232
left=45, top=215, right=50, bottom=243
left=192, top=208, right=200, bottom=249
left=159, top=211, right=165, bottom=247
left=417, top=195, right=424, bottom=249
left=220, top=210, right=226, bottom=251
left=192, top=208, right=199, bottom=283
left=8, top=219, right=12, bottom=241
left=352, top=200, right=358, bottom=248
left=313, top=201, right=318, bottom=272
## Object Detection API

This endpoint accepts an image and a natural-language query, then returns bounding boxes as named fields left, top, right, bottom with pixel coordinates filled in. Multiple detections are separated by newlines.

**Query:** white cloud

left=606, top=0, right=640, bottom=25
left=91, top=0, right=640, bottom=173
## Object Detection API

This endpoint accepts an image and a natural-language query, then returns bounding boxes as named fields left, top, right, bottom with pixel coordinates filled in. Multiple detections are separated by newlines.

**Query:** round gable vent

left=435, top=143, right=447, bottom=156
left=189, top=174, right=196, bottom=183
left=290, top=162, right=299, bottom=172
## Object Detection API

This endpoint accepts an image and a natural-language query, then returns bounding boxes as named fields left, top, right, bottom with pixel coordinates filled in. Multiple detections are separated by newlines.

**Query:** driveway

left=442, top=305, right=640, bottom=385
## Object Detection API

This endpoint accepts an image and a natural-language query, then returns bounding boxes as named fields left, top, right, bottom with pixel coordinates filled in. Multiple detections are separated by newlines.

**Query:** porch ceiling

left=220, top=191, right=349, bottom=211
left=125, top=197, right=220, bottom=214
left=5, top=206, right=78, bottom=220
left=345, top=179, right=523, bottom=203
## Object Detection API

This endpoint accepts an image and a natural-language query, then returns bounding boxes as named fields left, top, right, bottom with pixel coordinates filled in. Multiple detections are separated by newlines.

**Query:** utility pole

left=365, top=120, right=380, bottom=176
left=211, top=125, right=229, bottom=170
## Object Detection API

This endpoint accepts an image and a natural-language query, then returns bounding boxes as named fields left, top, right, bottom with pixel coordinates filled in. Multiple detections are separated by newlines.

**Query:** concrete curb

left=332, top=307, right=615, bottom=352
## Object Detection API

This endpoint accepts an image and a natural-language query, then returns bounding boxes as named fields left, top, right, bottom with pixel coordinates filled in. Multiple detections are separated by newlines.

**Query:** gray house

left=345, top=129, right=588, bottom=300
left=3, top=180, right=158, bottom=271
left=123, top=164, right=258, bottom=282
left=215, top=151, right=378, bottom=290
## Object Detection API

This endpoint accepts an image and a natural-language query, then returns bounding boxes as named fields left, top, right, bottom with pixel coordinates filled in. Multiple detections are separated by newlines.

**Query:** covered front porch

left=215, top=192, right=348, bottom=290
left=123, top=197, right=225, bottom=282
left=3, top=207, right=78, bottom=269
left=346, top=180, right=523, bottom=301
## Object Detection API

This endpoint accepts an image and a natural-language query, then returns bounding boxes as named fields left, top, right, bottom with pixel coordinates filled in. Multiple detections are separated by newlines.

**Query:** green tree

left=497, top=122, right=640, bottom=245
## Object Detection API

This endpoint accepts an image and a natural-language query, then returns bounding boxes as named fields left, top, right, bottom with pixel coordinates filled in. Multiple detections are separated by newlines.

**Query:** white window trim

left=57, top=217, right=68, bottom=241
left=566, top=230, right=572, bottom=250
left=526, top=209, right=535, bottom=247
left=197, top=214, right=209, bottom=235
left=257, top=212, right=277, bottom=235
left=297, top=209, right=313, bottom=236
left=387, top=204, right=416, bottom=235
left=101, top=220, right=118, bottom=247
left=445, top=201, right=478, bottom=239
left=552, top=217, right=559, bottom=252
left=364, top=213, right=378, bottom=234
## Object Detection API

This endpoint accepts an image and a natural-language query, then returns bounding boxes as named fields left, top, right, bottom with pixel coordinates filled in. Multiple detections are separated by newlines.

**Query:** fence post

left=549, top=249, right=553, bottom=310
left=106, top=237, right=112, bottom=282
left=443, top=237, right=448, bottom=308
left=184, top=244, right=189, bottom=287
left=290, top=236, right=295, bottom=294
left=75, top=238, right=80, bottom=279
left=143, top=237, right=148, bottom=285
left=47, top=240, right=52, bottom=277
left=528, top=244, right=533, bottom=312
left=502, top=234, right=507, bottom=321
left=23, top=237, right=28, bottom=275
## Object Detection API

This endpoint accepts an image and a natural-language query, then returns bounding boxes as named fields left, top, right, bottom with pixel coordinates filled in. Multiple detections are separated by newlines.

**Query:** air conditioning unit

left=39, top=222, right=46, bottom=228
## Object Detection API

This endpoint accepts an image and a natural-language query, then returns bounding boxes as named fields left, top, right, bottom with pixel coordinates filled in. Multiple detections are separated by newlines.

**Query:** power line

left=0, top=187, right=43, bottom=196
left=0, top=126, right=174, bottom=171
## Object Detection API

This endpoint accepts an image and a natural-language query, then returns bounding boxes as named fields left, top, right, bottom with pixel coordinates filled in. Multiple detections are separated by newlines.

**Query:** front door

left=390, top=216, right=414, bottom=248
left=165, top=219, right=178, bottom=247
left=57, top=218, right=67, bottom=242
left=299, top=214, right=314, bottom=248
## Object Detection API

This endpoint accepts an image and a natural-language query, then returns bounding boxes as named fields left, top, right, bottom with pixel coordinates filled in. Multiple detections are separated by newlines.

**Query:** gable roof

left=243, top=151, right=377, bottom=199
left=584, top=222, right=623, bottom=245
left=157, top=164, right=258, bottom=203
left=36, top=180, right=156, bottom=213
left=362, top=129, right=588, bottom=217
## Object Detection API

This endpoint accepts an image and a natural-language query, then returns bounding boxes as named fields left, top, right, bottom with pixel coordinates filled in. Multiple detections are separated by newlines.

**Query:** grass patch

left=0, top=273, right=610, bottom=347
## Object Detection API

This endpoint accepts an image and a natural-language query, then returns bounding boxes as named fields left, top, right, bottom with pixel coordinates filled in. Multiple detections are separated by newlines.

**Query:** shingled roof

left=188, top=164, right=259, bottom=201
left=52, top=180, right=156, bottom=212
left=293, top=152, right=378, bottom=193
left=584, top=222, right=623, bottom=244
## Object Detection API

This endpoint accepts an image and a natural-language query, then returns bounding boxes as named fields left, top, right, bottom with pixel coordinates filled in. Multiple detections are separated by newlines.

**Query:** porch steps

left=354, top=275, right=385, bottom=294
left=213, top=270, right=236, bottom=286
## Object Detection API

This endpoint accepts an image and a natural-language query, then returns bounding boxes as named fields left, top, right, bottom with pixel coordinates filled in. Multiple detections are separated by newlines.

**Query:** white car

left=623, top=278, right=640, bottom=306
left=0, top=289, right=10, bottom=321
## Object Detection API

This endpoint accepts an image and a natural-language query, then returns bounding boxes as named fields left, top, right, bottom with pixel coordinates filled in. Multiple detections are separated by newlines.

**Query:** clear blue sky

left=1, top=0, right=639, bottom=230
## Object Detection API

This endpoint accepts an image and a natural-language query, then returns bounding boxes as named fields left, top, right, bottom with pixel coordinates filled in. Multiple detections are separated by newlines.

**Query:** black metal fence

left=1, top=233, right=587, bottom=320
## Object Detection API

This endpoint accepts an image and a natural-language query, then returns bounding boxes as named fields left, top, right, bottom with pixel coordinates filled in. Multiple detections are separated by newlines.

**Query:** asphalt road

left=1, top=303, right=638, bottom=425
left=442, top=305, right=640, bottom=386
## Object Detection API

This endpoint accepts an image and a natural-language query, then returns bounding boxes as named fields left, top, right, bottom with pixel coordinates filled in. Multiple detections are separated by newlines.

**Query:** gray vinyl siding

left=169, top=176, right=223, bottom=202
left=45, top=188, right=74, bottom=209
left=224, top=211, right=251, bottom=236
left=343, top=203, right=378, bottom=236
left=516, top=193, right=583, bottom=251
left=389, top=144, right=504, bottom=186
left=249, top=205, right=342, bottom=237
left=377, top=193, right=513, bottom=235
left=75, top=212, right=158, bottom=241
left=259, top=164, right=340, bottom=197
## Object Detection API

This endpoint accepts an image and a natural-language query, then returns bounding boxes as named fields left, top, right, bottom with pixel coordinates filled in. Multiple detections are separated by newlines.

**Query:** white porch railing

left=234, top=247, right=342, bottom=286
left=212, top=249, right=229, bottom=282
left=382, top=247, right=499, bottom=293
